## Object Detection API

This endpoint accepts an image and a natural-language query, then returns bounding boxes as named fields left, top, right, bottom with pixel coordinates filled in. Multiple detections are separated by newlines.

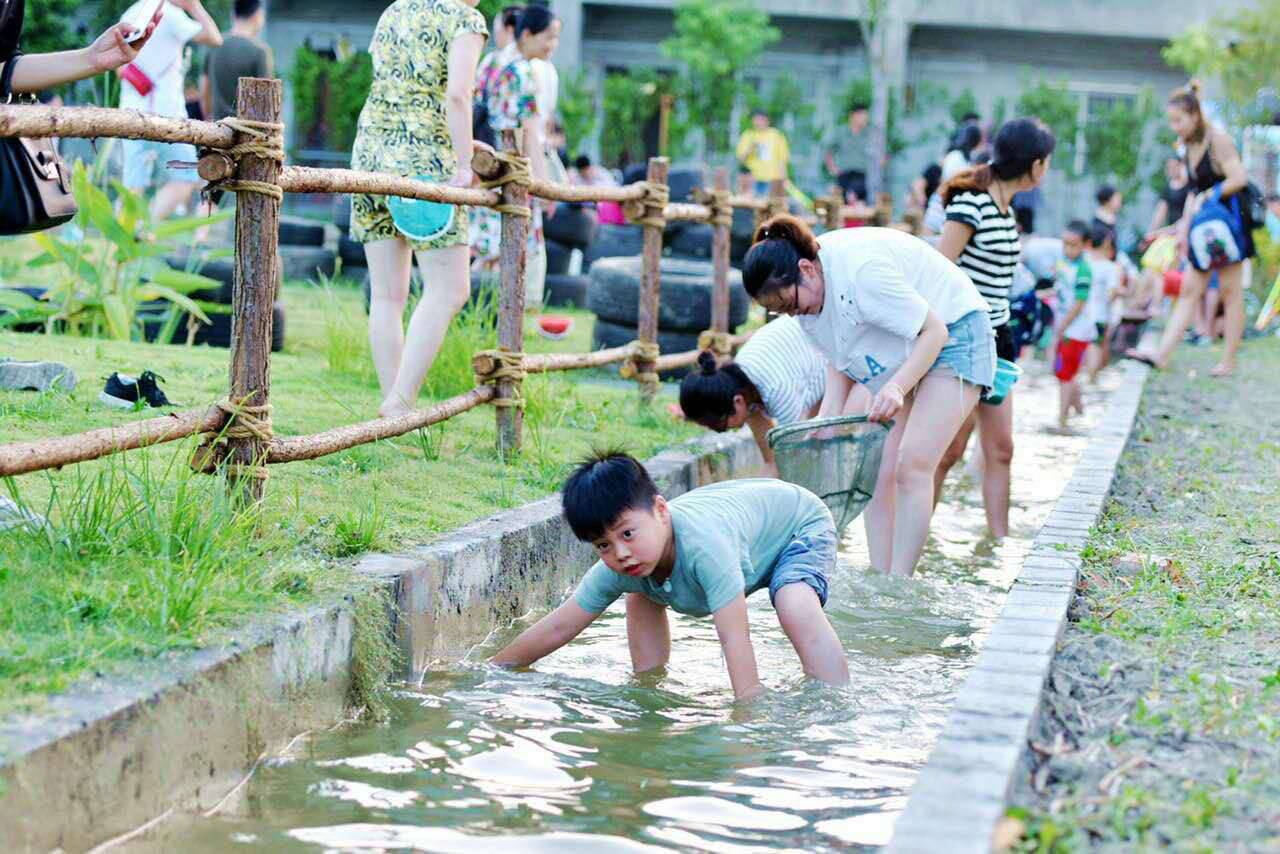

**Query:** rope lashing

left=697, top=329, right=734, bottom=357
left=694, top=188, right=734, bottom=228
left=619, top=340, right=662, bottom=385
left=472, top=349, right=527, bottom=409
left=207, top=117, right=285, bottom=201
left=191, top=399, right=274, bottom=479
left=479, top=151, right=534, bottom=219
left=624, top=181, right=670, bottom=229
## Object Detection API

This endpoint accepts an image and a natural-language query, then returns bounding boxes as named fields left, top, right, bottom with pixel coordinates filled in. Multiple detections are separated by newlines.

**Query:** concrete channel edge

left=885, top=360, right=1153, bottom=854
left=0, top=430, right=763, bottom=853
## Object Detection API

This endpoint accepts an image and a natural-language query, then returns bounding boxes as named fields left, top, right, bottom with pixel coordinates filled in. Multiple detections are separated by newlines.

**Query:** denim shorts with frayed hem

left=929, top=309, right=997, bottom=393
left=766, top=518, right=837, bottom=608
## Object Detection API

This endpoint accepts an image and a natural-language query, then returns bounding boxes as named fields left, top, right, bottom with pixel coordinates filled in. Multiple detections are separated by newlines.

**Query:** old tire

left=592, top=319, right=699, bottom=380
left=140, top=302, right=286, bottom=352
left=278, top=215, right=326, bottom=247
left=333, top=195, right=353, bottom=234
left=338, top=234, right=367, bottom=270
left=546, top=239, right=572, bottom=276
left=0, top=285, right=48, bottom=332
left=668, top=222, right=714, bottom=260
left=583, top=224, right=645, bottom=271
left=587, top=256, right=748, bottom=333
left=279, top=246, right=337, bottom=282
left=545, top=273, right=590, bottom=309
left=544, top=205, right=598, bottom=250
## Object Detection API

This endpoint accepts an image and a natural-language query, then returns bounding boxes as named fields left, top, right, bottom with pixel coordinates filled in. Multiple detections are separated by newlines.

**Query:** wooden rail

left=0, top=89, right=891, bottom=495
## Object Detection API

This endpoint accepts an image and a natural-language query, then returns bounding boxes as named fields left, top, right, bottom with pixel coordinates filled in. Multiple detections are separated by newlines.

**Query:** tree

left=1016, top=79, right=1081, bottom=177
left=950, top=89, right=979, bottom=125
left=19, top=0, right=80, bottom=55
left=559, top=70, right=598, bottom=159
left=1165, top=0, right=1280, bottom=125
left=660, top=0, right=779, bottom=155
left=853, top=0, right=914, bottom=200
left=599, top=69, right=662, bottom=167
left=1083, top=88, right=1164, bottom=205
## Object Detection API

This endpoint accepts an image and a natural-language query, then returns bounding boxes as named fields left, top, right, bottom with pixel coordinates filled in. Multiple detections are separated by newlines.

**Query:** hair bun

left=696, top=350, right=718, bottom=375
left=1188, top=79, right=1203, bottom=98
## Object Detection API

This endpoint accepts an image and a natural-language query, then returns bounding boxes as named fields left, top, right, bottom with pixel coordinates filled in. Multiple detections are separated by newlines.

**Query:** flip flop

left=1123, top=350, right=1159, bottom=369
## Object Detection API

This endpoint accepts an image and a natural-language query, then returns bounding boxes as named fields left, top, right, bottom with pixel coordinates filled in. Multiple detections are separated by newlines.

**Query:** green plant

left=600, top=68, right=666, bottom=167
left=290, top=45, right=373, bottom=152
left=332, top=501, right=386, bottom=557
left=23, top=162, right=229, bottom=340
left=1016, top=79, right=1082, bottom=177
left=1083, top=88, right=1165, bottom=205
left=660, top=0, right=780, bottom=155
left=1165, top=1, right=1280, bottom=126
left=345, top=587, right=400, bottom=721
left=559, top=69, right=598, bottom=158
left=20, top=0, right=81, bottom=55
left=950, top=88, right=979, bottom=124
left=744, top=77, right=817, bottom=161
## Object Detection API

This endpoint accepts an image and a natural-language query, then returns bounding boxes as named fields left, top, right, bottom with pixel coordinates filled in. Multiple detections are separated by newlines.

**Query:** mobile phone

left=124, top=0, right=165, bottom=44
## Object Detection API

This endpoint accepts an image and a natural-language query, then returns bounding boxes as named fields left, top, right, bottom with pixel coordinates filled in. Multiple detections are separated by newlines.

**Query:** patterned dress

left=470, top=54, right=543, bottom=270
left=350, top=0, right=487, bottom=250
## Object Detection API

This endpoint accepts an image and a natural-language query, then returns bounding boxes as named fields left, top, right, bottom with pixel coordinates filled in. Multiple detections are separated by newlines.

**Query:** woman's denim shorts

left=929, top=309, right=997, bottom=393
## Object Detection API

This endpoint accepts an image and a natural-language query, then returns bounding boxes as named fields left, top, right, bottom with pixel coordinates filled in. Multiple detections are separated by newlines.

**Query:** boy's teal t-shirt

left=573, top=479, right=833, bottom=618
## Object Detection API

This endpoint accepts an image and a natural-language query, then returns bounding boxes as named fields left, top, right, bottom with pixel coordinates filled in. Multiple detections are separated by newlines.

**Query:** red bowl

left=538, top=315, right=573, bottom=339
left=1163, top=269, right=1183, bottom=298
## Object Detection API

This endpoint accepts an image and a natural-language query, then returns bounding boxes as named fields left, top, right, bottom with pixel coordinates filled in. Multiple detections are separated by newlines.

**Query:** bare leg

left=1057, top=379, right=1071, bottom=429
left=1198, top=286, right=1219, bottom=339
left=1212, top=262, right=1245, bottom=376
left=364, top=239, right=413, bottom=397
left=865, top=409, right=908, bottom=573
left=625, top=593, right=671, bottom=673
left=773, top=583, right=849, bottom=684
left=1133, top=267, right=1210, bottom=369
left=150, top=180, right=200, bottom=221
left=889, top=376, right=981, bottom=576
left=976, top=390, right=1014, bottom=538
left=380, top=244, right=471, bottom=417
left=933, top=411, right=976, bottom=508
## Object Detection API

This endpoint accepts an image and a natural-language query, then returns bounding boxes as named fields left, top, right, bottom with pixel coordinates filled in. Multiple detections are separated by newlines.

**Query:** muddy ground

left=1009, top=337, right=1280, bottom=852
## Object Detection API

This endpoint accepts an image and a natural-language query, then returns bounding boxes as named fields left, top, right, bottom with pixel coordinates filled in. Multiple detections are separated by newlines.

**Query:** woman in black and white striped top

left=933, top=118, right=1056, bottom=539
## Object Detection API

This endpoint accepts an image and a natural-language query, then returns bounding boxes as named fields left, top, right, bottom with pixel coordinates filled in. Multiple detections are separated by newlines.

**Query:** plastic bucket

left=1163, top=269, right=1183, bottom=298
left=984, top=358, right=1022, bottom=405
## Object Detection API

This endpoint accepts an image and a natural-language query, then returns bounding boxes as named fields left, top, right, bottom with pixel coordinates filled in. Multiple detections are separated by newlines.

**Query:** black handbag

left=0, top=51, right=79, bottom=235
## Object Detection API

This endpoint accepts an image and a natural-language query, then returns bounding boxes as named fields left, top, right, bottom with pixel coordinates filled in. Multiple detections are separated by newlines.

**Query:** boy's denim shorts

left=767, top=519, right=837, bottom=607
left=929, top=309, right=997, bottom=393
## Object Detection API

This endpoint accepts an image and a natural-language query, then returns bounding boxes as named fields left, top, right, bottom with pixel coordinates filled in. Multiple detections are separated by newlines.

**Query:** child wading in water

left=492, top=452, right=850, bottom=700
left=1052, top=220, right=1095, bottom=428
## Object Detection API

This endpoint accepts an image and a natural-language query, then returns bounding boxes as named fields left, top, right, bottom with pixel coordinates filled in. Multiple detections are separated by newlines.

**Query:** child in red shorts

left=1052, top=220, right=1094, bottom=429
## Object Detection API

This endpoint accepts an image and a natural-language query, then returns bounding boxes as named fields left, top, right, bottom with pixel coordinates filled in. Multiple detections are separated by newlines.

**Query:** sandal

left=1123, top=350, right=1159, bottom=369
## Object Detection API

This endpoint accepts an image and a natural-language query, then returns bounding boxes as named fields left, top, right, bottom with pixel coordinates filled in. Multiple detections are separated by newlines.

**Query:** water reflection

left=160, top=367, right=1117, bottom=853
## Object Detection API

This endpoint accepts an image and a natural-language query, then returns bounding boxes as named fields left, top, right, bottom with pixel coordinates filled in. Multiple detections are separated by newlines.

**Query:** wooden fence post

left=826, top=188, right=844, bottom=231
left=636, top=156, right=669, bottom=404
left=710, top=168, right=731, bottom=335
left=226, top=77, right=282, bottom=503
left=496, top=128, right=529, bottom=458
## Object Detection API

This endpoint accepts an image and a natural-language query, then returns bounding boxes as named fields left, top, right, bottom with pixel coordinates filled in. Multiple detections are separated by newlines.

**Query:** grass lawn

left=0, top=272, right=703, bottom=712
left=1010, top=335, right=1280, bottom=851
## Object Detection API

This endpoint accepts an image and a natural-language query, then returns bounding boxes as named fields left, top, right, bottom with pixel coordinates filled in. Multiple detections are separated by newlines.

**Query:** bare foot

left=1209, top=361, right=1235, bottom=378
left=378, top=396, right=414, bottom=419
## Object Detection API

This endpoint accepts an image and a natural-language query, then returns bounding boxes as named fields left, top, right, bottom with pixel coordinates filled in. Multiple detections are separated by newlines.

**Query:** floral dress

left=350, top=0, right=487, bottom=250
left=470, top=54, right=543, bottom=270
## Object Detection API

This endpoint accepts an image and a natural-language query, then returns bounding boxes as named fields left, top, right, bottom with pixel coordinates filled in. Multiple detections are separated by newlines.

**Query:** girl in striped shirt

left=932, top=118, right=1056, bottom=539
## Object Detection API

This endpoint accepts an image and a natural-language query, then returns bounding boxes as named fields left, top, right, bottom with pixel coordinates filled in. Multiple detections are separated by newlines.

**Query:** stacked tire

left=543, top=204, right=595, bottom=309
left=587, top=257, right=748, bottom=380
left=334, top=195, right=367, bottom=272
left=274, top=214, right=337, bottom=281
left=138, top=258, right=286, bottom=352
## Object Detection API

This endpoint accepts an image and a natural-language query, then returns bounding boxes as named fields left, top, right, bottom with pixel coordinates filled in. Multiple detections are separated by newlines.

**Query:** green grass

left=0, top=267, right=701, bottom=712
left=1010, top=335, right=1280, bottom=852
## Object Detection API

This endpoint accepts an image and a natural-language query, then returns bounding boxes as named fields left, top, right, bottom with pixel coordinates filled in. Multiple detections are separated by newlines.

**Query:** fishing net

left=767, top=415, right=892, bottom=532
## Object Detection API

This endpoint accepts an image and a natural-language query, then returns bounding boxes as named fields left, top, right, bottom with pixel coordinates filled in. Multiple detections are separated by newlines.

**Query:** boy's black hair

left=562, top=450, right=659, bottom=542
left=848, top=102, right=869, bottom=114
left=573, top=154, right=591, bottom=171
left=1087, top=221, right=1115, bottom=248
left=234, top=0, right=262, bottom=18
left=1065, top=219, right=1091, bottom=240
left=1095, top=184, right=1118, bottom=206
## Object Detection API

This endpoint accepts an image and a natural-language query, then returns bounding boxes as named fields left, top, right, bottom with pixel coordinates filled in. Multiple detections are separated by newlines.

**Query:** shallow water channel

left=163, top=365, right=1118, bottom=853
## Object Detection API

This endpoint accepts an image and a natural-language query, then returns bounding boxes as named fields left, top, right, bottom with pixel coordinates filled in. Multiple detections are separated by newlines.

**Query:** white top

left=1054, top=256, right=1097, bottom=342
left=1021, top=236, right=1063, bottom=282
left=118, top=1, right=202, bottom=119
left=531, top=58, right=559, bottom=132
left=1087, top=256, right=1119, bottom=326
left=799, top=228, right=988, bottom=389
left=734, top=315, right=827, bottom=427
left=941, top=149, right=970, bottom=180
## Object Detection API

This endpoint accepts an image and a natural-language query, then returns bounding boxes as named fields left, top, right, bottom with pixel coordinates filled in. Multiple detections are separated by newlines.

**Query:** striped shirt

left=734, top=315, right=827, bottom=427
left=945, top=190, right=1021, bottom=328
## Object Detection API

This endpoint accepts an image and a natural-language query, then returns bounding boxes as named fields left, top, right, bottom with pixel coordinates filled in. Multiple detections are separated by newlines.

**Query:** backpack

left=1187, top=185, right=1247, bottom=272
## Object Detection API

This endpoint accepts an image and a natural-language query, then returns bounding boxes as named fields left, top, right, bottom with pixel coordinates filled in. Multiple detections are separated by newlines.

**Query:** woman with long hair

left=931, top=118, right=1056, bottom=537
left=742, top=216, right=994, bottom=576
left=1127, top=81, right=1254, bottom=377
left=678, top=316, right=831, bottom=475
left=350, top=0, right=488, bottom=417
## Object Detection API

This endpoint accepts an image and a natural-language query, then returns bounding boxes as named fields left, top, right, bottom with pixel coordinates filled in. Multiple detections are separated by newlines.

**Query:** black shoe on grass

left=99, top=371, right=174, bottom=409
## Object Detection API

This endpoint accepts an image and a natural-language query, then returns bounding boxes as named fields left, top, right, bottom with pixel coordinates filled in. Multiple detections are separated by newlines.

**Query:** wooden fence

left=0, top=77, right=888, bottom=501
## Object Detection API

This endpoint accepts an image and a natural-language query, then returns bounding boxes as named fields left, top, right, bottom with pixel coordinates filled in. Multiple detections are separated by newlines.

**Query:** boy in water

left=1052, top=220, right=1095, bottom=429
left=492, top=451, right=849, bottom=699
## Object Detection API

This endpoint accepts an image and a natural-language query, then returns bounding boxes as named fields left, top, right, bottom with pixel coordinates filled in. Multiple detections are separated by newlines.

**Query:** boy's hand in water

left=713, top=594, right=764, bottom=701
left=867, top=382, right=904, bottom=423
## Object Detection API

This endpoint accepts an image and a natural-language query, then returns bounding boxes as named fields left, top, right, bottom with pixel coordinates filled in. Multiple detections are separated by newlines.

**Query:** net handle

left=766, top=413, right=893, bottom=450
